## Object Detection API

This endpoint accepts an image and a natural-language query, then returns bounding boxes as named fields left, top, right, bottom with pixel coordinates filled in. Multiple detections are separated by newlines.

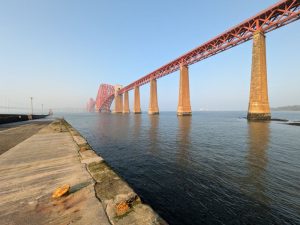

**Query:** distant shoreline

left=271, top=105, right=300, bottom=111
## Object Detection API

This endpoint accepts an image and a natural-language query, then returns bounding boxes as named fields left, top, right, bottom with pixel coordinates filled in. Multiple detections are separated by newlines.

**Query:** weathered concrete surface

left=177, top=64, right=192, bottom=116
left=114, top=94, right=123, bottom=113
left=0, top=120, right=110, bottom=225
left=133, top=86, right=141, bottom=114
left=113, top=85, right=123, bottom=113
left=123, top=91, right=130, bottom=113
left=0, top=120, right=52, bottom=155
left=88, top=161, right=167, bottom=225
left=247, top=31, right=271, bottom=120
left=148, top=79, right=159, bottom=115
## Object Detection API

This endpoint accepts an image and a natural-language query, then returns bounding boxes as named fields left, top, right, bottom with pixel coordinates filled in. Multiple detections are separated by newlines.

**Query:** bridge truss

left=118, top=0, right=300, bottom=94
left=95, top=84, right=115, bottom=112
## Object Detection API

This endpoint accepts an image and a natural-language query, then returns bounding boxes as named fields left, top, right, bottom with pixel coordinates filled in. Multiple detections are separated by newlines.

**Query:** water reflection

left=133, top=114, right=141, bottom=139
left=176, top=116, right=192, bottom=166
left=149, top=115, right=159, bottom=155
left=246, top=121, right=270, bottom=204
left=65, top=112, right=300, bottom=224
left=111, top=114, right=130, bottom=140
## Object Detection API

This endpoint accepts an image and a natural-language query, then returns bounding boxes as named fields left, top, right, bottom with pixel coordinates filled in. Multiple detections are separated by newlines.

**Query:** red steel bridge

left=95, top=84, right=115, bottom=112
left=94, top=0, right=300, bottom=119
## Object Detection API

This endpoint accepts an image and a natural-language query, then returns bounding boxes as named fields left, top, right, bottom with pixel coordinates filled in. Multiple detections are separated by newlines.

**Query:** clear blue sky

left=0, top=0, right=299, bottom=112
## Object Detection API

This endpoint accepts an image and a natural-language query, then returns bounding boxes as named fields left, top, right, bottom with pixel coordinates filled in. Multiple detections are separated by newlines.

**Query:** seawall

left=0, top=114, right=48, bottom=124
left=63, top=119, right=168, bottom=225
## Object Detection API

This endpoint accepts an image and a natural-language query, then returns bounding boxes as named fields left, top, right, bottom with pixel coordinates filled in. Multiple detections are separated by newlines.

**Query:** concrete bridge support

left=177, top=64, right=192, bottom=116
left=148, top=79, right=159, bottom=114
left=247, top=31, right=271, bottom=120
left=113, top=85, right=123, bottom=113
left=123, top=91, right=130, bottom=113
left=133, top=86, right=141, bottom=114
left=113, top=94, right=123, bottom=113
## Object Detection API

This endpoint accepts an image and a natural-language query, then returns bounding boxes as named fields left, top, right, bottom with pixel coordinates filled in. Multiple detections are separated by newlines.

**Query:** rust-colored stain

left=80, top=146, right=88, bottom=152
left=63, top=194, right=85, bottom=210
left=115, top=195, right=140, bottom=217
left=116, top=201, right=129, bottom=216
left=36, top=184, right=86, bottom=214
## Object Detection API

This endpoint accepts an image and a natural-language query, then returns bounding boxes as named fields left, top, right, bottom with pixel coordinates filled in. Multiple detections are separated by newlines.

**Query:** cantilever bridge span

left=95, top=84, right=115, bottom=112
left=95, top=0, right=300, bottom=120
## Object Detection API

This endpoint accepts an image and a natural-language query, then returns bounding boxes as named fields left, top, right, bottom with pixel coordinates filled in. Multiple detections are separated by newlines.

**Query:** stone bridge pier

left=123, top=91, right=130, bottom=113
left=133, top=86, right=141, bottom=114
left=177, top=64, right=192, bottom=116
left=148, top=79, right=159, bottom=115
left=247, top=30, right=271, bottom=120
left=113, top=85, right=123, bottom=113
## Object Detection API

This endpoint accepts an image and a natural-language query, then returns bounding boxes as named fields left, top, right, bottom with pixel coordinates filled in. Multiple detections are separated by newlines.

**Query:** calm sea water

left=63, top=111, right=300, bottom=225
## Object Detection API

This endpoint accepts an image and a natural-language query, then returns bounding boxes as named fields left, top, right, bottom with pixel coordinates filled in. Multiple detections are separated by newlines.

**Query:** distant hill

left=271, top=105, right=300, bottom=111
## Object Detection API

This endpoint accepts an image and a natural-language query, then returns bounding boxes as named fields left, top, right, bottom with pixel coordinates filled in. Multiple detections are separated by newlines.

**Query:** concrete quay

left=0, top=119, right=167, bottom=225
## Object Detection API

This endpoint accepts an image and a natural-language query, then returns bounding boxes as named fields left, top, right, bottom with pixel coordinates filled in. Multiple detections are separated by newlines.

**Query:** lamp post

left=30, top=97, right=33, bottom=115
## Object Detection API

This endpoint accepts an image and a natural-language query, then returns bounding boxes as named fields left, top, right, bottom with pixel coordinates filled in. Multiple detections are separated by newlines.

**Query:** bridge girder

left=118, top=0, right=300, bottom=94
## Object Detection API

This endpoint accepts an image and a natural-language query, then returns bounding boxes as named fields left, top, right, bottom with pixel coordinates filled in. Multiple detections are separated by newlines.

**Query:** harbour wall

left=0, top=114, right=48, bottom=124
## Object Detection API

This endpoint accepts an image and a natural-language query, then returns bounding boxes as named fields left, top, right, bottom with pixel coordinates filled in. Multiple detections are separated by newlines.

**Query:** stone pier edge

left=61, top=119, right=167, bottom=225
